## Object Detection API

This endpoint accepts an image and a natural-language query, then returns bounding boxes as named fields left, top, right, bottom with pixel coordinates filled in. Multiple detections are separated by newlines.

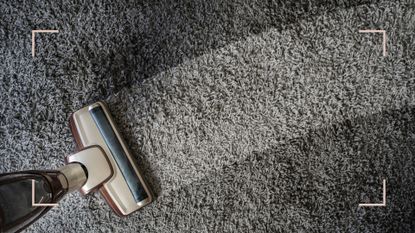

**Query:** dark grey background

left=1, top=0, right=415, bottom=232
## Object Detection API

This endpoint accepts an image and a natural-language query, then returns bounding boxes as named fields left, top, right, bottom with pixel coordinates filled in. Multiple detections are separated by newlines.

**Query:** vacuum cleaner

left=0, top=101, right=153, bottom=232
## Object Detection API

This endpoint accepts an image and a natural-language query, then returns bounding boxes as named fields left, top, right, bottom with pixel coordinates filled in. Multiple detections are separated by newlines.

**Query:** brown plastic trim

left=69, top=112, right=83, bottom=151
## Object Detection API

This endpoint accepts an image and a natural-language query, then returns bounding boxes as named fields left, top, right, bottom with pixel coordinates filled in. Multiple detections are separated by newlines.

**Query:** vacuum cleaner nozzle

left=69, top=101, right=153, bottom=216
left=0, top=101, right=153, bottom=232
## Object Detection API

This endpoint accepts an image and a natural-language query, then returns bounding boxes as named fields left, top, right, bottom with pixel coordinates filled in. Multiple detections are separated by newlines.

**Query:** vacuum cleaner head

left=69, top=101, right=153, bottom=216
left=0, top=101, right=153, bottom=232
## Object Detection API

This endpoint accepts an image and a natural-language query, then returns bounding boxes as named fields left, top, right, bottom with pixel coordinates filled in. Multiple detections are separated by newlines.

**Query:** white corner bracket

left=32, top=179, right=59, bottom=207
left=31, top=29, right=59, bottom=57
left=358, top=179, right=386, bottom=207
left=358, top=29, right=387, bottom=57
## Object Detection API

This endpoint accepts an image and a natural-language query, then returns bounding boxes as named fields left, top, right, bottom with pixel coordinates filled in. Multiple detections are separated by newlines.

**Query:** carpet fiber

left=1, top=0, right=415, bottom=232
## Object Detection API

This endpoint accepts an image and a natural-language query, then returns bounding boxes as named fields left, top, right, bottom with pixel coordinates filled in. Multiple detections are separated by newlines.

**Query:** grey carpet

left=1, top=0, right=415, bottom=232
